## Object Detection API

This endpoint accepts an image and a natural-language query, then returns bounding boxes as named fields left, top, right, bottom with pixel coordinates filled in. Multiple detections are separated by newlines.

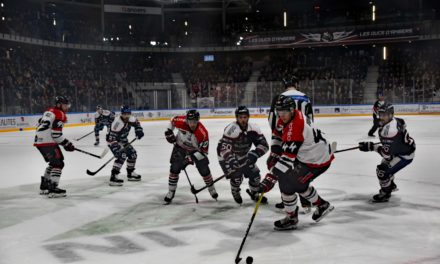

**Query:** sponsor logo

left=80, top=118, right=93, bottom=123
left=0, top=118, right=16, bottom=127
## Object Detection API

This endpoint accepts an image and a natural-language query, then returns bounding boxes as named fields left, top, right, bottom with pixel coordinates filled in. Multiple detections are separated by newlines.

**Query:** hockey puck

left=246, top=256, right=253, bottom=264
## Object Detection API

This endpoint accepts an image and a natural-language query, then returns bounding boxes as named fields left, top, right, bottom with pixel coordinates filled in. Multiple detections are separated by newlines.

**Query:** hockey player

left=217, top=106, right=269, bottom=204
left=268, top=74, right=314, bottom=211
left=359, top=103, right=415, bottom=202
left=259, top=95, right=334, bottom=230
left=368, top=93, right=385, bottom=137
left=94, top=105, right=115, bottom=146
left=106, top=105, right=144, bottom=186
left=34, top=96, right=75, bottom=198
left=164, top=110, right=218, bottom=203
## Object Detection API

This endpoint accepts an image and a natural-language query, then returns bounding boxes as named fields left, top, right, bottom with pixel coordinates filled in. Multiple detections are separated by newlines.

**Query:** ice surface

left=1, top=116, right=440, bottom=264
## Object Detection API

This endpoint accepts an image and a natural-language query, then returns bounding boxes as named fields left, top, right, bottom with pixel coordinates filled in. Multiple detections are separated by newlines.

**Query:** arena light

left=128, top=24, right=132, bottom=30
left=236, top=41, right=241, bottom=46
left=283, top=11, right=287, bottom=27
left=239, top=36, right=243, bottom=40
left=53, top=18, right=56, bottom=26
left=1, top=16, right=4, bottom=21
left=372, top=5, right=376, bottom=21
left=150, top=40, right=157, bottom=46
left=184, top=20, right=188, bottom=27
left=1, top=2, right=3, bottom=7
left=185, top=31, right=188, bottom=36
left=245, top=17, right=248, bottom=21
left=383, top=46, right=387, bottom=60
left=116, top=37, right=119, bottom=41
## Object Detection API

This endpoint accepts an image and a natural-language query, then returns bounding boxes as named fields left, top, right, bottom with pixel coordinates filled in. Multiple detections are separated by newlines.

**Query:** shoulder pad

left=111, top=118, right=124, bottom=132
left=128, top=116, right=137, bottom=123
left=247, top=122, right=262, bottom=134
left=224, top=122, right=241, bottom=138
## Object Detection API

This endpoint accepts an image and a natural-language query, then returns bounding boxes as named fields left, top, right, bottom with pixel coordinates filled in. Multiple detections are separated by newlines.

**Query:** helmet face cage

left=120, top=105, right=132, bottom=115
left=378, top=103, right=394, bottom=124
left=275, top=95, right=296, bottom=112
left=186, top=110, right=200, bottom=121
left=235, top=106, right=250, bottom=117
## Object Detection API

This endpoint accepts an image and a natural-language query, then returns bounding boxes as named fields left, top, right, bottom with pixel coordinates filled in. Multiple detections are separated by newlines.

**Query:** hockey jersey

left=168, top=116, right=209, bottom=154
left=34, top=107, right=68, bottom=147
left=377, top=117, right=415, bottom=160
left=271, top=110, right=334, bottom=170
left=268, top=88, right=314, bottom=131
left=217, top=121, right=269, bottom=162
left=95, top=110, right=115, bottom=125
left=107, top=116, right=142, bottom=145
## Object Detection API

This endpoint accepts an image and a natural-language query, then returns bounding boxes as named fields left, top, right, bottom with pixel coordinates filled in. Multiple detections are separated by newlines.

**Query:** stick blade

left=100, top=148, right=110, bottom=158
left=86, top=169, right=97, bottom=176
left=235, top=257, right=242, bottom=264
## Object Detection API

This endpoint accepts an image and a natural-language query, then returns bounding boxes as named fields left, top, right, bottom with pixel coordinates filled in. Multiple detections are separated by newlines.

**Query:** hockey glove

left=224, top=157, right=241, bottom=179
left=267, top=152, right=280, bottom=170
left=183, top=155, right=194, bottom=166
left=258, top=173, right=278, bottom=193
left=63, top=140, right=75, bottom=152
left=359, top=142, right=376, bottom=152
left=165, top=129, right=176, bottom=144
left=247, top=150, right=259, bottom=165
left=135, top=129, right=144, bottom=140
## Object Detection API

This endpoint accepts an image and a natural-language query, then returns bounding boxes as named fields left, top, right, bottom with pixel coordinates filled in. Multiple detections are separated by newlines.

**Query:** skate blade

left=274, top=225, right=298, bottom=231
left=300, top=207, right=312, bottom=215
left=127, top=178, right=141, bottom=181
left=314, top=205, right=335, bottom=222
left=109, top=182, right=123, bottom=186
left=48, top=193, right=67, bottom=198
left=39, top=190, right=49, bottom=195
left=369, top=198, right=390, bottom=203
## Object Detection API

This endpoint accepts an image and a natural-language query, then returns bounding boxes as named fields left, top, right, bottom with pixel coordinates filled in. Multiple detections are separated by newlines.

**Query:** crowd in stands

left=257, top=47, right=370, bottom=105
left=2, top=38, right=440, bottom=115
left=180, top=57, right=252, bottom=107
left=377, top=43, right=440, bottom=103
left=0, top=42, right=173, bottom=114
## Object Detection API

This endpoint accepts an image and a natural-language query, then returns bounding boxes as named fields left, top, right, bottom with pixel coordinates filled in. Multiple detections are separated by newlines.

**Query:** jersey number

left=37, top=120, right=51, bottom=132
left=312, top=129, right=327, bottom=143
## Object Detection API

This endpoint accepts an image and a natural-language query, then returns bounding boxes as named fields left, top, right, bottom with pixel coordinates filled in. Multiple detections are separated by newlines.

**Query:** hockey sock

left=299, top=186, right=319, bottom=204
left=50, top=167, right=62, bottom=186
left=202, top=174, right=214, bottom=186
left=281, top=193, right=298, bottom=215
left=169, top=173, right=179, bottom=191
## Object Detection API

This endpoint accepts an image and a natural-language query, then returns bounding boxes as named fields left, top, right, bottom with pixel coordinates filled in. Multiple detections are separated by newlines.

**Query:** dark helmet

left=274, top=95, right=296, bottom=112
left=55, top=96, right=70, bottom=105
left=282, top=75, right=299, bottom=88
left=120, top=105, right=132, bottom=114
left=186, top=109, right=200, bottom=121
left=235, top=105, right=250, bottom=117
left=96, top=105, right=103, bottom=110
left=378, top=102, right=394, bottom=116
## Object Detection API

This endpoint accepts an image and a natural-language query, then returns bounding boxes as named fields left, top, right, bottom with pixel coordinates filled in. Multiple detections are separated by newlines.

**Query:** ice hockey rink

left=1, top=115, right=439, bottom=264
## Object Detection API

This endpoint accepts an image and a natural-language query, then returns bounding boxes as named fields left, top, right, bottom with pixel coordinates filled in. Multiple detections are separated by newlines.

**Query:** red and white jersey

left=168, top=116, right=209, bottom=154
left=272, top=110, right=334, bottom=169
left=34, top=107, right=68, bottom=147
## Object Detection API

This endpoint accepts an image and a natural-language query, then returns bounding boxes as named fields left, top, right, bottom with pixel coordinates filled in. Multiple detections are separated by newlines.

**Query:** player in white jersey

left=217, top=106, right=269, bottom=204
left=359, top=103, right=415, bottom=202
left=268, top=75, right=314, bottom=211
left=33, top=96, right=75, bottom=198
left=94, top=105, right=115, bottom=146
left=259, top=95, right=334, bottom=230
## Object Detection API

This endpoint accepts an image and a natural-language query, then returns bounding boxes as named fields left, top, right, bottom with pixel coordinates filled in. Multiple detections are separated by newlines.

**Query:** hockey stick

left=235, top=192, right=266, bottom=264
left=183, top=169, right=199, bottom=204
left=74, top=131, right=94, bottom=141
left=191, top=161, right=249, bottom=194
left=335, top=142, right=380, bottom=153
left=74, top=147, right=109, bottom=159
left=86, top=138, right=137, bottom=176
left=192, top=174, right=225, bottom=194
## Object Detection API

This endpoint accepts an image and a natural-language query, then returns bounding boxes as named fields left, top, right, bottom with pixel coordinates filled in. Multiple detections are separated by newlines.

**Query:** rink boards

left=1, top=103, right=440, bottom=132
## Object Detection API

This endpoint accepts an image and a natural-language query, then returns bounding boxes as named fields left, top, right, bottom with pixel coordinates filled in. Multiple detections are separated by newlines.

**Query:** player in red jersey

left=163, top=110, right=218, bottom=203
left=34, top=96, right=75, bottom=198
left=259, top=95, right=335, bottom=230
